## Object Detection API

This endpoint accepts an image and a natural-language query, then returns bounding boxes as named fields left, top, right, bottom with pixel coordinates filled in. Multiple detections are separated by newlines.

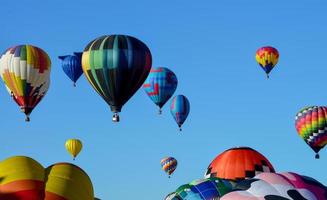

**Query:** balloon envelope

left=295, top=106, right=327, bottom=158
left=221, top=172, right=327, bottom=200
left=143, top=67, right=178, bottom=112
left=160, top=157, right=177, bottom=176
left=0, top=156, right=94, bottom=200
left=58, top=53, right=83, bottom=86
left=82, top=35, right=152, bottom=121
left=0, top=45, right=51, bottom=121
left=170, top=95, right=190, bottom=130
left=65, top=139, right=83, bottom=160
left=255, top=46, right=279, bottom=78
left=205, top=147, right=275, bottom=181
left=169, top=178, right=235, bottom=200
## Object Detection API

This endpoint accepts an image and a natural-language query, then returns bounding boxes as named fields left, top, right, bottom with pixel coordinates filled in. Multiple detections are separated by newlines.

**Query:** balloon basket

left=112, top=113, right=120, bottom=122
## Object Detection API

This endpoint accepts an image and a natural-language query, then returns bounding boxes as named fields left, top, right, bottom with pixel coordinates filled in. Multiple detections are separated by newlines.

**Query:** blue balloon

left=58, top=52, right=83, bottom=86
left=143, top=67, right=178, bottom=114
left=170, top=95, right=190, bottom=131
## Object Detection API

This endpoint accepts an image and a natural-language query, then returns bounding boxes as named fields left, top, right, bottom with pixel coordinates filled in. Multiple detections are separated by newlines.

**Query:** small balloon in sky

left=255, top=46, right=279, bottom=78
left=65, top=138, right=83, bottom=160
left=143, top=67, right=178, bottom=114
left=160, top=157, right=177, bottom=178
left=58, top=52, right=83, bottom=87
left=170, top=95, right=190, bottom=131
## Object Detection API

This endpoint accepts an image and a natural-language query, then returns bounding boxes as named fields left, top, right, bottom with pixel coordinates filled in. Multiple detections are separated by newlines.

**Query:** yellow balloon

left=65, top=139, right=83, bottom=160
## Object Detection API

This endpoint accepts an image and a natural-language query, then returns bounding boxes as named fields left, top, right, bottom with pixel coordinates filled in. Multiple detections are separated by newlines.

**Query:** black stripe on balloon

left=103, top=35, right=115, bottom=49
left=91, top=36, right=107, bottom=51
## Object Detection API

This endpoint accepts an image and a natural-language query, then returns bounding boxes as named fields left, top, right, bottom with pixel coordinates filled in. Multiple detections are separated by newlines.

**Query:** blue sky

left=0, top=0, right=326, bottom=199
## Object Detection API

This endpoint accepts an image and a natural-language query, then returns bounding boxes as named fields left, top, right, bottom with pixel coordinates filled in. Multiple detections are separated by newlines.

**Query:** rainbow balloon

left=295, top=106, right=327, bottom=159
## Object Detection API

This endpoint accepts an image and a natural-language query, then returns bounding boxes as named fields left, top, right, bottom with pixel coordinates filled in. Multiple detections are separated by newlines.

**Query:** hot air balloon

left=160, top=157, right=177, bottom=178
left=0, top=156, right=45, bottom=200
left=45, top=163, right=94, bottom=200
left=0, top=45, right=51, bottom=121
left=170, top=95, right=190, bottom=131
left=58, top=52, right=83, bottom=87
left=295, top=106, right=327, bottom=159
left=143, top=67, right=178, bottom=114
left=82, top=35, right=152, bottom=122
left=0, top=156, right=95, bottom=200
left=204, top=147, right=275, bottom=181
left=255, top=46, right=279, bottom=78
left=168, top=178, right=235, bottom=200
left=65, top=139, right=83, bottom=160
left=221, top=172, right=327, bottom=200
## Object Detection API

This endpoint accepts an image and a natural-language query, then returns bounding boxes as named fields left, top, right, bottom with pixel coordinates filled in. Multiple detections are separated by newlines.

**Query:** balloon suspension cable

left=112, top=113, right=120, bottom=122
left=25, top=115, right=30, bottom=122
left=158, top=108, right=162, bottom=115
left=315, top=153, right=320, bottom=159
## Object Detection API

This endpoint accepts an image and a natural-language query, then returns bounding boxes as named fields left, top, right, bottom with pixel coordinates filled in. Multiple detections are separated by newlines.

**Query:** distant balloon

left=255, top=46, right=279, bottom=78
left=221, top=172, right=327, bottom=200
left=205, top=147, right=275, bottom=181
left=295, top=106, right=327, bottom=159
left=58, top=52, right=83, bottom=87
left=0, top=45, right=51, bottom=121
left=170, top=95, right=190, bottom=131
left=160, top=157, right=177, bottom=178
left=65, top=139, right=83, bottom=160
left=169, top=177, right=235, bottom=200
left=143, top=67, right=178, bottom=114
left=82, top=35, right=152, bottom=122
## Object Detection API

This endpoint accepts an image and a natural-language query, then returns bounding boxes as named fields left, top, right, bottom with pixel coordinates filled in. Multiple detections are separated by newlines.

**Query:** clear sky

left=0, top=0, right=326, bottom=199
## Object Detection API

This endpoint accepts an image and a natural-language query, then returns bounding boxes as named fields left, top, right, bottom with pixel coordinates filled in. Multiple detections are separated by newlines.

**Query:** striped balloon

left=255, top=46, right=279, bottom=78
left=143, top=67, right=178, bottom=114
left=295, top=106, right=327, bottom=159
left=170, top=95, right=190, bottom=131
left=160, top=157, right=177, bottom=178
left=65, top=139, right=83, bottom=160
left=0, top=45, right=51, bottom=121
left=82, top=35, right=152, bottom=122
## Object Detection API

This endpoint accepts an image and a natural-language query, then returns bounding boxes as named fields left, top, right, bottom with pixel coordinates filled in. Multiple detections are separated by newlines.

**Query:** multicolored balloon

left=295, top=106, right=327, bottom=159
left=0, top=45, right=51, bottom=121
left=171, top=178, right=235, bottom=200
left=143, top=67, right=178, bottom=114
left=170, top=95, right=190, bottom=131
left=221, top=172, right=327, bottom=200
left=82, top=35, right=152, bottom=122
left=255, top=46, right=279, bottom=78
left=65, top=139, right=83, bottom=160
left=160, top=157, right=177, bottom=178
left=58, top=52, right=83, bottom=87
left=205, top=147, right=275, bottom=181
